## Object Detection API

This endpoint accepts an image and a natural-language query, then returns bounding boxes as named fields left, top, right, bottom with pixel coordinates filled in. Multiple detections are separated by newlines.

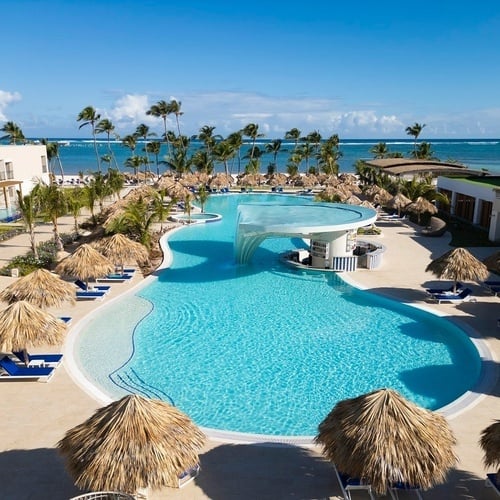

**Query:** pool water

left=75, top=194, right=482, bottom=437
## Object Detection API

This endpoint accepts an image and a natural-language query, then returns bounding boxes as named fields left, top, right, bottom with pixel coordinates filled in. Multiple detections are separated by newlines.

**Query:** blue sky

left=2, top=0, right=500, bottom=139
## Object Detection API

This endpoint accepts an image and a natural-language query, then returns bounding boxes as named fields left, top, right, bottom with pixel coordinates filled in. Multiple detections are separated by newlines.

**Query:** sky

left=2, top=0, right=500, bottom=139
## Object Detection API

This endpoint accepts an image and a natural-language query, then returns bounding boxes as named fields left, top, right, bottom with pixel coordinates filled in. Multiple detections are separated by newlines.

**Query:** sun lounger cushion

left=431, top=287, right=473, bottom=303
left=426, top=283, right=464, bottom=295
left=178, top=464, right=200, bottom=488
left=0, top=356, right=55, bottom=379
left=13, top=351, right=63, bottom=365
left=74, top=279, right=111, bottom=292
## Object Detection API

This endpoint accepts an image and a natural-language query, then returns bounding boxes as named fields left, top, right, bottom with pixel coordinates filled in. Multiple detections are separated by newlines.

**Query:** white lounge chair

left=332, top=464, right=375, bottom=500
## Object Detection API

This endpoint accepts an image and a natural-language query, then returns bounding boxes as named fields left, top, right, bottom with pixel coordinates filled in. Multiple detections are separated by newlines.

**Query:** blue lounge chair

left=59, top=316, right=72, bottom=324
left=13, top=351, right=63, bottom=366
left=486, top=473, right=500, bottom=497
left=0, top=356, right=55, bottom=382
left=482, top=281, right=500, bottom=296
left=74, top=279, right=111, bottom=292
left=333, top=464, right=375, bottom=500
left=425, top=282, right=464, bottom=295
left=389, top=481, right=423, bottom=499
left=430, top=287, right=473, bottom=304
left=76, top=290, right=106, bottom=300
left=96, top=273, right=133, bottom=283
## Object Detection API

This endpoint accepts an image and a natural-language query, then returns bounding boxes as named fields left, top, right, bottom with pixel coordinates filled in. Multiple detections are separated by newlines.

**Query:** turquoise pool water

left=75, top=193, right=482, bottom=437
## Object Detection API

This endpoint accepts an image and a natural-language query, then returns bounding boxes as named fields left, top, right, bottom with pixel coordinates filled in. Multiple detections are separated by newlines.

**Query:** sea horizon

left=7, top=137, right=500, bottom=176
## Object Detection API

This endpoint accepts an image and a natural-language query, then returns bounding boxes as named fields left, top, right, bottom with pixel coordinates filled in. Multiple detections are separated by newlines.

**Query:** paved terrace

left=0, top=211, right=498, bottom=500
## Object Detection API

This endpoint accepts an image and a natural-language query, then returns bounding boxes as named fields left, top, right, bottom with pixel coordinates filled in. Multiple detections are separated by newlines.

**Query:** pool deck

left=0, top=211, right=499, bottom=499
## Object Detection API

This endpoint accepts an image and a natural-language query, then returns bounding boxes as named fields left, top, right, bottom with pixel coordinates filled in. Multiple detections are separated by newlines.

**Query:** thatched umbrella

left=387, top=193, right=412, bottom=217
left=480, top=420, right=500, bottom=475
left=315, top=388, right=457, bottom=495
left=483, top=251, right=500, bottom=275
left=55, top=244, right=114, bottom=289
left=406, top=196, right=438, bottom=224
left=0, top=300, right=67, bottom=364
left=94, top=233, right=149, bottom=274
left=58, top=394, right=206, bottom=495
left=373, top=188, right=393, bottom=206
left=266, top=172, right=288, bottom=186
left=426, top=247, right=489, bottom=292
left=345, top=194, right=362, bottom=205
left=364, top=184, right=381, bottom=199
left=210, top=172, right=234, bottom=188
left=0, top=268, right=75, bottom=308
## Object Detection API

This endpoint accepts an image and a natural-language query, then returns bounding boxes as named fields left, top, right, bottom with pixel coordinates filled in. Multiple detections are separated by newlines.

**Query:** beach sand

left=0, top=208, right=498, bottom=499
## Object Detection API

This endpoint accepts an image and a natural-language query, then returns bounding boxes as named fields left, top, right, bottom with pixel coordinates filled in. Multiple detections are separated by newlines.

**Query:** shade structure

left=0, top=300, right=66, bottom=362
left=480, top=420, right=500, bottom=473
left=406, top=196, right=438, bottom=224
left=387, top=193, right=412, bottom=216
left=55, top=244, right=114, bottom=288
left=426, top=247, right=489, bottom=292
left=373, top=187, right=393, bottom=205
left=0, top=268, right=75, bottom=308
left=209, top=172, right=234, bottom=188
left=94, top=233, right=149, bottom=273
left=315, top=389, right=457, bottom=495
left=266, top=172, right=288, bottom=186
left=157, top=176, right=191, bottom=199
left=483, top=250, right=500, bottom=274
left=58, top=394, right=206, bottom=494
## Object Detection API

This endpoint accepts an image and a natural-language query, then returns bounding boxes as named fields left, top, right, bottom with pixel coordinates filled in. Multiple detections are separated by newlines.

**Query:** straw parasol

left=387, top=193, right=412, bottom=217
left=94, top=233, right=149, bottom=274
left=58, top=394, right=206, bottom=495
left=55, top=244, right=114, bottom=289
left=345, top=194, right=362, bottom=205
left=483, top=250, right=500, bottom=274
left=315, top=388, right=457, bottom=495
left=480, top=420, right=500, bottom=475
left=0, top=268, right=75, bottom=308
left=0, top=300, right=67, bottom=364
left=373, top=187, right=393, bottom=206
left=406, top=196, right=438, bottom=224
left=210, top=172, right=234, bottom=188
left=426, top=247, right=489, bottom=292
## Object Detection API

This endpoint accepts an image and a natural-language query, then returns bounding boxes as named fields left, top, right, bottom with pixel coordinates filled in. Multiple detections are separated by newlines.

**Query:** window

left=41, top=155, right=48, bottom=173
left=454, top=192, right=475, bottom=222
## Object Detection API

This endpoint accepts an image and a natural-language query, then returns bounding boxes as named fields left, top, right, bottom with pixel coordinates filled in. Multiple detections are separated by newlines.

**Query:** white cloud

left=0, top=90, right=22, bottom=122
left=107, top=94, right=157, bottom=131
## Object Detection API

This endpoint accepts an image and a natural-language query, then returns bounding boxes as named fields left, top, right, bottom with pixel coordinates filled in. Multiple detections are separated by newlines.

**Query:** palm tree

left=168, top=99, right=184, bottom=138
left=41, top=139, right=65, bottom=180
left=191, top=150, right=214, bottom=175
left=16, top=189, right=39, bottom=258
left=242, top=123, right=264, bottom=161
left=198, top=125, right=222, bottom=158
left=65, top=186, right=86, bottom=236
left=412, top=142, right=435, bottom=160
left=77, top=106, right=102, bottom=172
left=121, top=134, right=138, bottom=158
left=135, top=123, right=156, bottom=172
left=197, top=185, right=209, bottom=213
left=124, top=156, right=143, bottom=178
left=96, top=118, right=120, bottom=170
left=285, top=128, right=301, bottom=151
left=227, top=131, right=243, bottom=174
left=82, top=182, right=98, bottom=226
left=1, top=121, right=25, bottom=144
left=146, top=100, right=173, bottom=157
left=213, top=140, right=236, bottom=177
left=35, top=183, right=68, bottom=251
left=106, top=168, right=125, bottom=200
left=265, top=139, right=283, bottom=173
left=145, top=141, right=162, bottom=177
left=405, top=122, right=426, bottom=156
left=296, top=142, right=315, bottom=173
left=370, top=142, right=389, bottom=159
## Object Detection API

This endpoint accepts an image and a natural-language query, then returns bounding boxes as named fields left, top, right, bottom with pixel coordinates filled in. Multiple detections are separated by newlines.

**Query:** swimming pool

left=74, top=193, right=482, bottom=438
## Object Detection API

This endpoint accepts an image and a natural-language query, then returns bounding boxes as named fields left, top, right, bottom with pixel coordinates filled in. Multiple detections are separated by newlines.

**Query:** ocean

left=44, top=138, right=500, bottom=177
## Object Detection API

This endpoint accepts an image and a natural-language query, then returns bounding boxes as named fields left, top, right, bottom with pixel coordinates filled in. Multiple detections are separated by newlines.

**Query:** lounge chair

left=12, top=351, right=63, bottom=366
left=96, top=273, right=133, bottom=283
left=486, top=473, right=500, bottom=497
left=482, top=281, right=500, bottom=296
left=59, top=316, right=72, bottom=324
left=429, top=287, right=473, bottom=304
left=74, top=279, right=111, bottom=293
left=421, top=216, right=447, bottom=237
left=178, top=463, right=200, bottom=488
left=332, top=464, right=375, bottom=500
left=389, top=481, right=423, bottom=499
left=76, top=290, right=106, bottom=300
left=0, top=356, right=55, bottom=382
left=70, top=493, right=136, bottom=500
left=425, top=282, right=464, bottom=295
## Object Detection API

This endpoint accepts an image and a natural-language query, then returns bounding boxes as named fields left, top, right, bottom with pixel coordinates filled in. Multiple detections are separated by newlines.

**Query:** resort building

left=0, top=144, right=49, bottom=210
left=437, top=175, right=500, bottom=242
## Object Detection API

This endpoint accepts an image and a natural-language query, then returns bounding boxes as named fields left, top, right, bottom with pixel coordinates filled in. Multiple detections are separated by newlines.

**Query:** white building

left=0, top=144, right=50, bottom=210
left=437, top=175, right=500, bottom=242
